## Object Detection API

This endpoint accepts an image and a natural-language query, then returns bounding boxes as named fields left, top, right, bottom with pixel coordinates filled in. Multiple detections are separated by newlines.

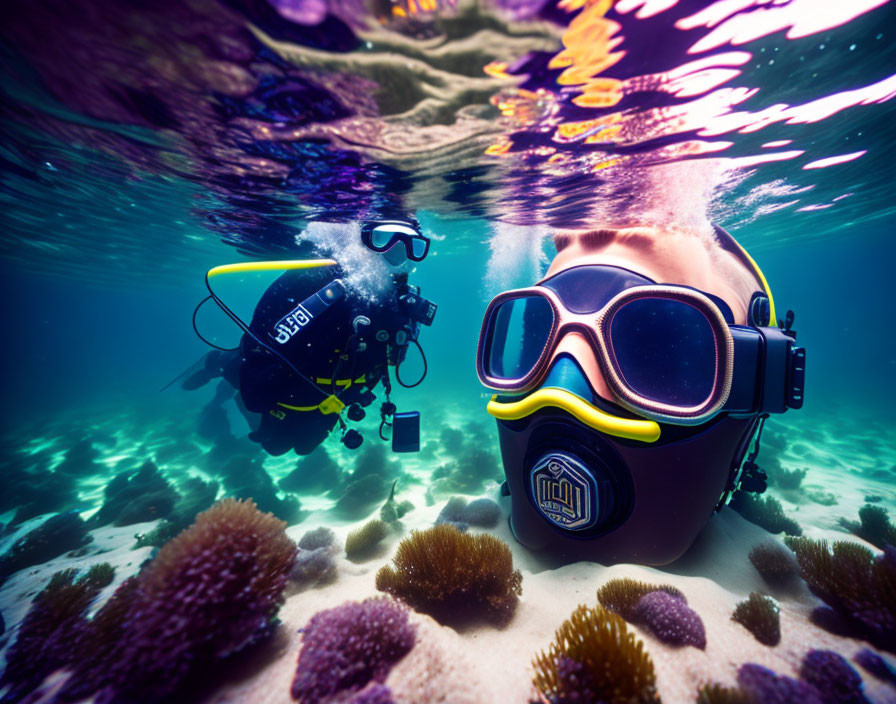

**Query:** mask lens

left=485, top=294, right=554, bottom=381
left=609, top=297, right=717, bottom=406
left=409, top=237, right=428, bottom=260
left=370, top=226, right=397, bottom=249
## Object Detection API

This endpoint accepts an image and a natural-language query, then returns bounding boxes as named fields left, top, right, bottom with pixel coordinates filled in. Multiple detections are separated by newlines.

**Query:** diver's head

left=477, top=224, right=805, bottom=565
left=361, top=220, right=430, bottom=269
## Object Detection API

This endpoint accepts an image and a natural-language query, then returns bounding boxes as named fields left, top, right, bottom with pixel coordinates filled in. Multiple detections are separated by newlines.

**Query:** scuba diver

left=476, top=224, right=806, bottom=565
left=182, top=219, right=437, bottom=456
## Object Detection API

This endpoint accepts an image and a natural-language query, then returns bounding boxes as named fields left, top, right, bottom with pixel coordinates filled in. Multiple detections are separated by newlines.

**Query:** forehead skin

left=546, top=226, right=764, bottom=325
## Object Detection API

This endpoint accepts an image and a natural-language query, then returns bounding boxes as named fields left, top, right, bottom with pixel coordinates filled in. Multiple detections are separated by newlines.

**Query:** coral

left=299, top=526, right=337, bottom=551
left=864, top=495, right=883, bottom=504
left=80, top=563, right=115, bottom=591
left=290, top=547, right=337, bottom=587
left=749, top=541, right=800, bottom=586
left=839, top=504, right=896, bottom=551
left=632, top=590, right=706, bottom=649
left=379, top=480, right=408, bottom=525
left=375, top=524, right=522, bottom=627
left=0, top=568, right=104, bottom=702
left=134, top=476, right=220, bottom=548
left=697, top=683, right=751, bottom=704
left=799, top=650, right=870, bottom=704
left=89, top=460, right=179, bottom=527
left=346, top=519, right=390, bottom=561
left=730, top=491, right=803, bottom=536
left=0, top=512, right=91, bottom=584
left=737, top=663, right=823, bottom=704
left=596, top=577, right=685, bottom=622
left=785, top=538, right=896, bottom=652
left=291, top=597, right=415, bottom=704
left=64, top=499, right=296, bottom=703
left=532, top=604, right=659, bottom=704
left=732, top=593, right=781, bottom=646
left=854, top=649, right=896, bottom=687
left=279, top=445, right=343, bottom=494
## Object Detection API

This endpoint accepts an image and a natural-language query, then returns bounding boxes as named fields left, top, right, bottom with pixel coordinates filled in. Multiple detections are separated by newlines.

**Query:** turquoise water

left=2, top=0, right=896, bottom=702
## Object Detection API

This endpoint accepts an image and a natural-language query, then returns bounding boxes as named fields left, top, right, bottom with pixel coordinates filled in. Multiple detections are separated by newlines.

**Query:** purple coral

left=800, top=650, right=870, bottom=704
left=737, top=663, right=823, bottom=704
left=291, top=597, right=415, bottom=703
left=631, top=590, right=706, bottom=649
left=348, top=682, right=395, bottom=704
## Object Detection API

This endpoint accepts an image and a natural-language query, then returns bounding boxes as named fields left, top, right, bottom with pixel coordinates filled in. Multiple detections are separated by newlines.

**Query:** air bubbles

left=849, top=44, right=856, bottom=51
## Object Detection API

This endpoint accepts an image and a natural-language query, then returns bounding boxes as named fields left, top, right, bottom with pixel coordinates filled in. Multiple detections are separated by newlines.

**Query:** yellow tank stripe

left=207, top=259, right=338, bottom=278
left=314, top=376, right=367, bottom=386
left=487, top=389, right=661, bottom=443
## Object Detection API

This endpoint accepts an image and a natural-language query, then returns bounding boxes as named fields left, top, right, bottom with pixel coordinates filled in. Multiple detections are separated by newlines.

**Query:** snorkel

left=479, top=225, right=806, bottom=565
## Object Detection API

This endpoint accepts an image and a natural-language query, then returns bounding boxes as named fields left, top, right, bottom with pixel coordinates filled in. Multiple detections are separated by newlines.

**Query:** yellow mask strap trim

left=730, top=241, right=777, bottom=326
left=207, top=259, right=339, bottom=279
left=486, top=389, right=661, bottom=443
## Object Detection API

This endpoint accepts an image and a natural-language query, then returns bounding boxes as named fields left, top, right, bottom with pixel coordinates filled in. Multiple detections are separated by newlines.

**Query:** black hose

left=395, top=338, right=427, bottom=388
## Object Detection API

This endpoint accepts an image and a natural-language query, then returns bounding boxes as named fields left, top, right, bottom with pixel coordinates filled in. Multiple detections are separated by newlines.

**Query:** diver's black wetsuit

left=206, top=262, right=418, bottom=456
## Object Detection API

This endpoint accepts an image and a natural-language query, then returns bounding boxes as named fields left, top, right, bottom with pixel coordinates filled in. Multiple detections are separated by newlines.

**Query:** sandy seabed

left=1, top=404, right=895, bottom=703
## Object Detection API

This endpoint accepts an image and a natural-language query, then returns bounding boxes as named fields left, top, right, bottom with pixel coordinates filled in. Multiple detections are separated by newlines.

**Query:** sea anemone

left=291, top=597, right=415, bottom=704
left=785, top=538, right=896, bottom=652
left=596, top=577, right=684, bottom=622
left=375, top=524, right=522, bottom=627
left=532, top=604, right=659, bottom=704
left=632, top=590, right=706, bottom=649
left=749, top=541, right=800, bottom=586
left=731, top=593, right=781, bottom=646
left=346, top=519, right=390, bottom=561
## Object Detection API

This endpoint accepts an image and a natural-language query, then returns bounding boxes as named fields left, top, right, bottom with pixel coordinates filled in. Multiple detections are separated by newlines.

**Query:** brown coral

left=785, top=537, right=896, bottom=652
left=532, top=604, right=660, bottom=704
left=596, top=577, right=684, bottom=621
left=375, top=524, right=521, bottom=627
left=697, top=683, right=750, bottom=704
left=345, top=519, right=390, bottom=561
left=731, top=593, right=781, bottom=646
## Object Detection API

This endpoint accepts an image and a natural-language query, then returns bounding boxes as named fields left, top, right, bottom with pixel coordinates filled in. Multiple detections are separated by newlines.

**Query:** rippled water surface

left=2, top=0, right=895, bottom=280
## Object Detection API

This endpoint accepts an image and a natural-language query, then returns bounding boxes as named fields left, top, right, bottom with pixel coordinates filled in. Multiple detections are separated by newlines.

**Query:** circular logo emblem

left=529, top=452, right=599, bottom=531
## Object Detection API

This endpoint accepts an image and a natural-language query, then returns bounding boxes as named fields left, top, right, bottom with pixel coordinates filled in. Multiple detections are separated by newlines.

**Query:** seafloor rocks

left=435, top=496, right=502, bottom=531
left=279, top=445, right=343, bottom=494
left=89, top=459, right=179, bottom=527
left=219, top=453, right=305, bottom=525
left=53, top=438, right=102, bottom=477
left=0, top=512, right=91, bottom=584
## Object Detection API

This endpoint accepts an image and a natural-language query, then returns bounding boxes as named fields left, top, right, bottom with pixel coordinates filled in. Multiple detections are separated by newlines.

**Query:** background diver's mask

left=361, top=221, right=431, bottom=267
left=476, top=264, right=806, bottom=565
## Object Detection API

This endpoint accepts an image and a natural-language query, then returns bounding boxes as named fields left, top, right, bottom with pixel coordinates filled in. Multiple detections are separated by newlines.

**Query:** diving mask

left=477, top=264, right=805, bottom=428
left=361, top=221, right=431, bottom=262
